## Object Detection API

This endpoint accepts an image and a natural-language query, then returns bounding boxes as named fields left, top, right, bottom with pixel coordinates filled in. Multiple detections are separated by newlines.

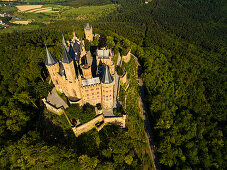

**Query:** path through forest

left=131, top=53, right=161, bottom=170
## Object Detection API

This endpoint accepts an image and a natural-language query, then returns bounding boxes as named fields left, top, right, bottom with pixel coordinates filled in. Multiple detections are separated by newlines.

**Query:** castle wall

left=72, top=114, right=127, bottom=137
left=120, top=72, right=127, bottom=84
left=101, top=81, right=115, bottom=109
left=81, top=84, right=102, bottom=106
left=122, top=50, right=131, bottom=63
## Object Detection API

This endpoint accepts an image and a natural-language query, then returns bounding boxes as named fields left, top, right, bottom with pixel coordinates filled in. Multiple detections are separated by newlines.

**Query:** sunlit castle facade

left=45, top=25, right=115, bottom=109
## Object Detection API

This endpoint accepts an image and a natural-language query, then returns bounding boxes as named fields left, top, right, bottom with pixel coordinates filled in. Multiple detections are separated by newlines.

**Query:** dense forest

left=0, top=0, right=226, bottom=169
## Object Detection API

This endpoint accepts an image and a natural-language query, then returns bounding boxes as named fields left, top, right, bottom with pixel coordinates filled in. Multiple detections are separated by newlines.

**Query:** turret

left=81, top=55, right=92, bottom=79
left=84, top=23, right=93, bottom=41
left=62, top=41, right=76, bottom=83
left=45, top=46, right=61, bottom=90
left=101, top=65, right=115, bottom=109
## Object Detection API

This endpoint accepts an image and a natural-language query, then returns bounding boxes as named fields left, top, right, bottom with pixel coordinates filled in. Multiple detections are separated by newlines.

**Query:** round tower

left=45, top=46, right=61, bottom=91
left=101, top=65, right=115, bottom=109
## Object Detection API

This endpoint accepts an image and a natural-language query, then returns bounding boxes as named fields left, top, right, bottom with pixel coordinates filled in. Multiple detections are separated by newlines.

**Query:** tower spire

left=45, top=46, right=58, bottom=66
left=101, top=65, right=114, bottom=84
left=62, top=43, right=72, bottom=64
left=62, top=34, right=67, bottom=47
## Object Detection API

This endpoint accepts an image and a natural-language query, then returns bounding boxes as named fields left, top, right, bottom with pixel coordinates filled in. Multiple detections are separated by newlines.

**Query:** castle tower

left=81, top=55, right=92, bottom=79
left=62, top=43, right=76, bottom=83
left=45, top=46, right=61, bottom=91
left=101, top=65, right=115, bottom=109
left=84, top=23, right=93, bottom=42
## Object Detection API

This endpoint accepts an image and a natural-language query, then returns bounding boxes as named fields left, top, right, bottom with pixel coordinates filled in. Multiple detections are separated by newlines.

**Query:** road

left=131, top=53, right=161, bottom=170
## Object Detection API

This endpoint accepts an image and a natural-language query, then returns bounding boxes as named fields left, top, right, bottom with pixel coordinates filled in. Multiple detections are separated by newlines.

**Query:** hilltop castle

left=45, top=23, right=115, bottom=109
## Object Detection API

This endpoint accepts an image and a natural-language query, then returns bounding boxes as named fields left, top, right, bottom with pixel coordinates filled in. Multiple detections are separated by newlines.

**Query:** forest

left=0, top=0, right=226, bottom=169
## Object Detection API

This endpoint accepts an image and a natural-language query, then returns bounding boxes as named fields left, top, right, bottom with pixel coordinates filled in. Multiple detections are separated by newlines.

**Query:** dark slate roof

left=62, top=43, right=73, bottom=64
left=45, top=46, right=58, bottom=66
left=69, top=44, right=75, bottom=60
left=72, top=40, right=81, bottom=62
left=101, top=65, right=114, bottom=84
left=84, top=23, right=91, bottom=30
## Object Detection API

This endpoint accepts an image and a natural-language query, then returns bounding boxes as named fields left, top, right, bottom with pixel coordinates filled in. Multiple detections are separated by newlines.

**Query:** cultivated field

left=16, top=5, right=43, bottom=12
left=11, top=20, right=32, bottom=25
left=16, top=5, right=58, bottom=13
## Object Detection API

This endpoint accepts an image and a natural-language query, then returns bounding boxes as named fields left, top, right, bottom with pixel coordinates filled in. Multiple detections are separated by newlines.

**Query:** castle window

left=96, top=88, right=99, bottom=90
left=87, top=94, right=89, bottom=96
left=106, top=96, right=108, bottom=98
left=92, top=93, right=94, bottom=95
left=106, top=91, right=108, bottom=93
left=85, top=90, right=88, bottom=92
left=97, top=92, right=99, bottom=94
left=106, top=99, right=108, bottom=101
left=91, top=89, right=94, bottom=91
left=110, top=90, right=111, bottom=92
left=110, top=95, right=111, bottom=97
left=87, top=97, right=90, bottom=99
left=97, top=96, right=100, bottom=98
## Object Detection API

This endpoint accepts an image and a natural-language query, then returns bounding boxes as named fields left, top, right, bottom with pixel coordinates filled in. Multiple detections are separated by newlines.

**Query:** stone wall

left=72, top=114, right=127, bottom=137
left=120, top=72, right=127, bottom=84
left=122, top=50, right=131, bottom=63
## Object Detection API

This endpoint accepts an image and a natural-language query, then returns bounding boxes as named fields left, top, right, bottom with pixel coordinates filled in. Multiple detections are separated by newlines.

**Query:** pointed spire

left=62, top=34, right=66, bottom=47
left=101, top=65, right=114, bottom=84
left=45, top=46, right=58, bottom=66
left=85, top=23, right=91, bottom=30
left=62, top=43, right=72, bottom=64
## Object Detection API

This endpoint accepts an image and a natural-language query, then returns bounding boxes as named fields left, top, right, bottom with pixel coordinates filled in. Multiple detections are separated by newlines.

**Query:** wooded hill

left=0, top=0, right=226, bottom=169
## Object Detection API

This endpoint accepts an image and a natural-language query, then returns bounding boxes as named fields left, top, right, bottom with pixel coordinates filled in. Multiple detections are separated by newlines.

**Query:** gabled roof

left=101, top=65, right=114, bottom=84
left=97, top=49, right=112, bottom=58
left=62, top=43, right=73, bottom=64
left=45, top=46, right=58, bottom=66
left=84, top=23, right=91, bottom=30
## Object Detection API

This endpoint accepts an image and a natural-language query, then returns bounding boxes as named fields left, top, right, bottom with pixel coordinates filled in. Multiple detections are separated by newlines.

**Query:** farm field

left=16, top=5, right=58, bottom=13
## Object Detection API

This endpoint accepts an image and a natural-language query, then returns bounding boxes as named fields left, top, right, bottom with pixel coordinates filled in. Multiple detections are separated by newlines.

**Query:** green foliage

left=65, top=104, right=96, bottom=124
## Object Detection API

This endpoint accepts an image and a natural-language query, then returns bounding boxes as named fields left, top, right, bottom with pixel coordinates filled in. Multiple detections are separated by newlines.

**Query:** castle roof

left=45, top=46, right=58, bottom=66
left=69, top=44, right=75, bottom=60
left=62, top=41, right=73, bottom=64
left=82, top=77, right=100, bottom=87
left=97, top=49, right=112, bottom=58
left=84, top=23, right=91, bottom=30
left=72, top=40, right=81, bottom=62
left=101, top=65, right=114, bottom=84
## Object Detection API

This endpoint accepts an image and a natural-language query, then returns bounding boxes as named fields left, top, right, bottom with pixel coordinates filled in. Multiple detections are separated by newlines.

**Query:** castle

left=45, top=23, right=115, bottom=109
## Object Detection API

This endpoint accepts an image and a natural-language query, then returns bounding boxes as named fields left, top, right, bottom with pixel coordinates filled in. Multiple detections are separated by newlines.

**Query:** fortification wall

left=72, top=114, right=127, bottom=137
left=120, top=72, right=127, bottom=84
left=72, top=114, right=104, bottom=136
left=122, top=50, right=131, bottom=63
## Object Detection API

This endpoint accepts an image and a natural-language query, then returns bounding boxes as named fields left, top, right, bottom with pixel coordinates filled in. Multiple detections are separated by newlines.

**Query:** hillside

left=0, top=0, right=226, bottom=169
